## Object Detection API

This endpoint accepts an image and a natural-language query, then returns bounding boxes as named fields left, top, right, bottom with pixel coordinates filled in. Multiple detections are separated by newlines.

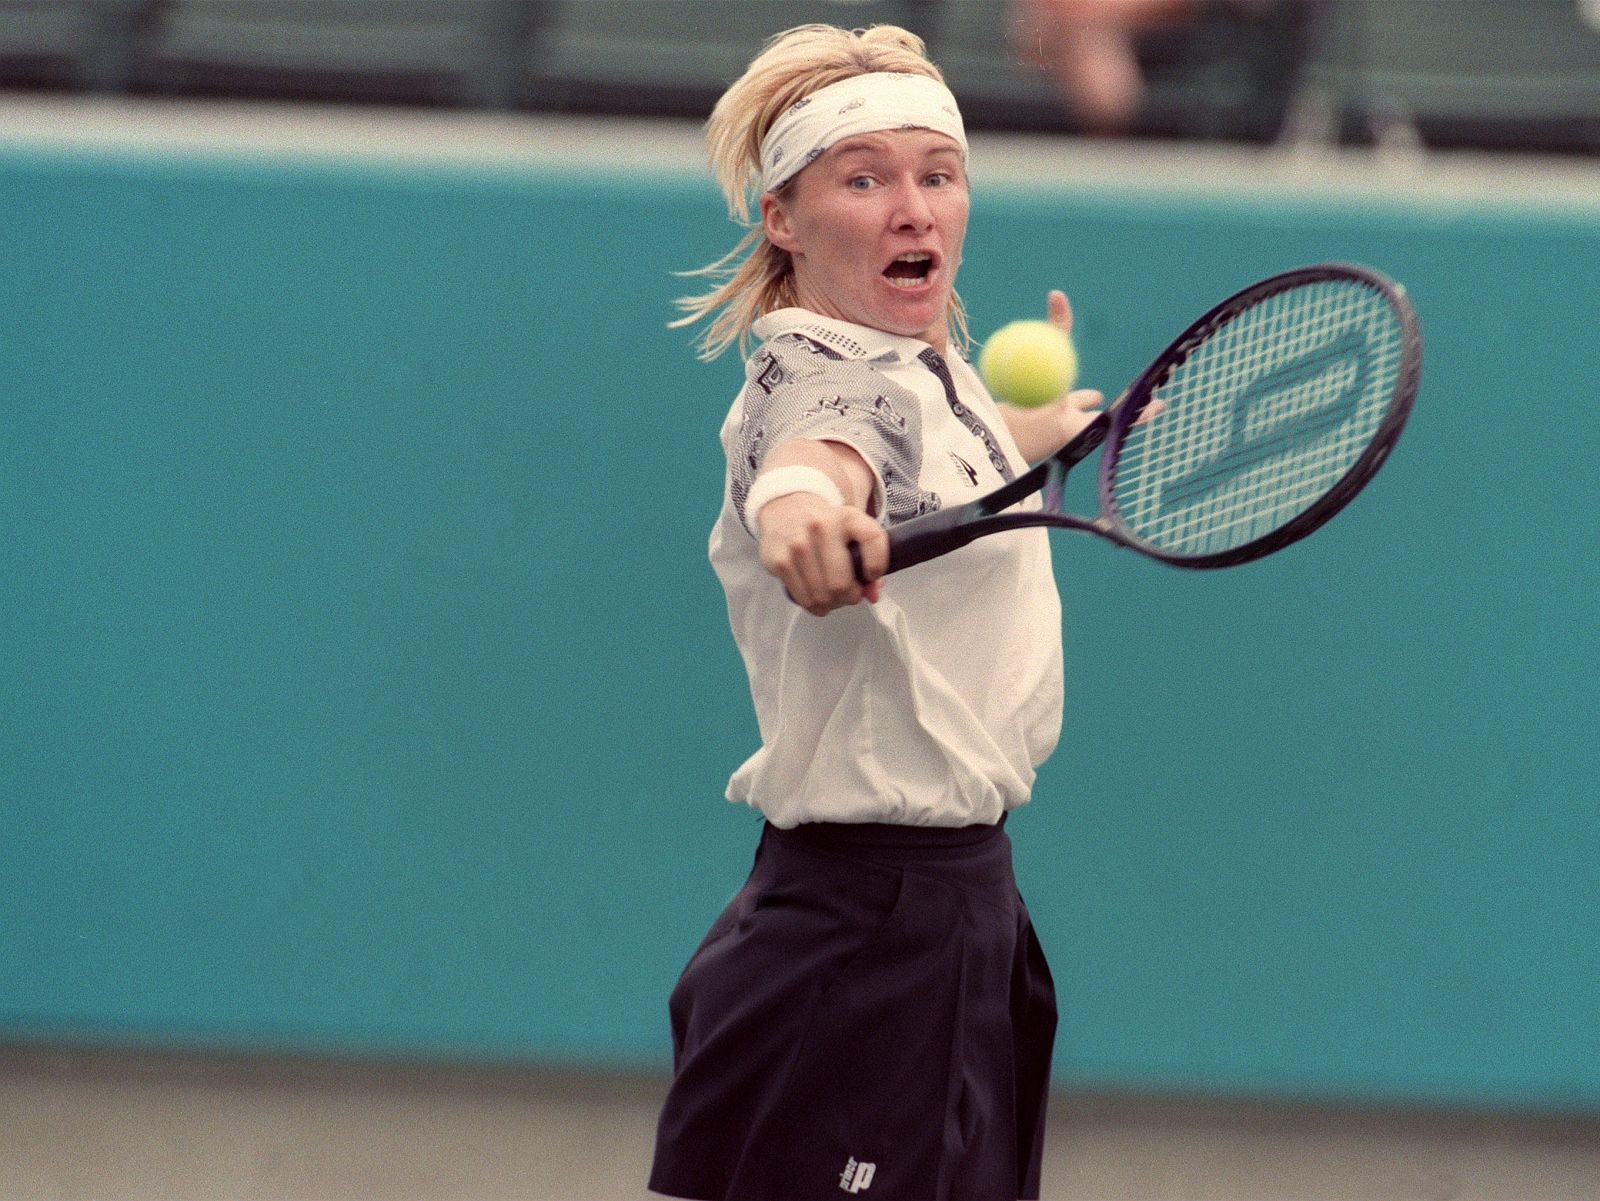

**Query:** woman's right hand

left=757, top=493, right=889, bottom=617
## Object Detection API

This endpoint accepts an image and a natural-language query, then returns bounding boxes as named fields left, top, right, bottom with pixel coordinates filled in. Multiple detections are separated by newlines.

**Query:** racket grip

left=875, top=504, right=978, bottom=578
left=848, top=503, right=978, bottom=585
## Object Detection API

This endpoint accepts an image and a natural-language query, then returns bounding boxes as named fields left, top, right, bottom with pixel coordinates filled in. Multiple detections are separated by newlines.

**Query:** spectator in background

left=1014, top=0, right=1277, bottom=133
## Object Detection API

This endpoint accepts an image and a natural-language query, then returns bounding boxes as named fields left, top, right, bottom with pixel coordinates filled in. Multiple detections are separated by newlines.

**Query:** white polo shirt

left=707, top=309, right=1064, bottom=829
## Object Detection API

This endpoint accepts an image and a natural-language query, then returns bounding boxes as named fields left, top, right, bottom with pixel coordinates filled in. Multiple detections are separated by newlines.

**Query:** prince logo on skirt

left=839, top=1157, right=876, bottom=1193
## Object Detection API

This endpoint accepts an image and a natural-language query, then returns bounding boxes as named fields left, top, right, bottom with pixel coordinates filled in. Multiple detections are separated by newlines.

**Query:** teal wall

left=2, top=140, right=1596, bottom=1113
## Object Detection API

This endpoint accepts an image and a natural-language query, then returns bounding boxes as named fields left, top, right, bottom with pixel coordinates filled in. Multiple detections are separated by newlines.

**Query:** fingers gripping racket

left=851, top=262, right=1420, bottom=580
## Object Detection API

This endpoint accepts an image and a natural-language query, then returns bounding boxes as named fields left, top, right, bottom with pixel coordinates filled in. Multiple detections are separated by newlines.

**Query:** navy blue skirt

left=649, top=818, right=1057, bottom=1201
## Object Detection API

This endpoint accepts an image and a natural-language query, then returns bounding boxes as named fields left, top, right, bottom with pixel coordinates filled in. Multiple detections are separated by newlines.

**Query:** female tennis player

left=649, top=24, right=1106, bottom=1201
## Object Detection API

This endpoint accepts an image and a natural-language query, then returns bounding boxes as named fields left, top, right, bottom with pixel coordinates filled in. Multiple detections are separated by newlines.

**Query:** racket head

left=1100, top=263, right=1421, bottom=568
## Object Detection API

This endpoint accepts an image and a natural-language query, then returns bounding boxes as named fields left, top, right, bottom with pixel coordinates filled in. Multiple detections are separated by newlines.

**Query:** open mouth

left=883, top=251, right=935, bottom=289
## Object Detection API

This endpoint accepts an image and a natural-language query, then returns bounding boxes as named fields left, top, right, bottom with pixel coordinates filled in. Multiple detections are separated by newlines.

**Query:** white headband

left=759, top=72, right=967, bottom=194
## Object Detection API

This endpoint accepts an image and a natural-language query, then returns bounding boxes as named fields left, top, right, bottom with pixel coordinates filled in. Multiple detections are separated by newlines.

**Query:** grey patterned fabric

left=730, top=332, right=944, bottom=528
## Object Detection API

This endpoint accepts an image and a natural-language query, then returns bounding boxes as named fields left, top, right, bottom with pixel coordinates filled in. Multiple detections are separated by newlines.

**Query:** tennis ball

left=978, top=320, right=1078, bottom=408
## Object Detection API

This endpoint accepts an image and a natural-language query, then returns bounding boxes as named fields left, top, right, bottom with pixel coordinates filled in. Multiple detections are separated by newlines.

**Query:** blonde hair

left=672, top=24, right=970, bottom=361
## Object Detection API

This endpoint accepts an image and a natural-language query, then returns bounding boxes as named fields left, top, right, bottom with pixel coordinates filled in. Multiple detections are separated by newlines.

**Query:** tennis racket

left=851, top=262, right=1420, bottom=579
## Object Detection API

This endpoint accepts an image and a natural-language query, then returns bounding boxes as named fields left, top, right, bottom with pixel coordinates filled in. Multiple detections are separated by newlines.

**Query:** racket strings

left=1112, top=280, right=1405, bottom=556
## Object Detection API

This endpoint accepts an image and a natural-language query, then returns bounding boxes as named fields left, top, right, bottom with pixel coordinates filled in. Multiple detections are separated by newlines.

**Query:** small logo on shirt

left=839, top=1157, right=876, bottom=1193
left=755, top=354, right=785, bottom=394
left=949, top=451, right=978, bottom=486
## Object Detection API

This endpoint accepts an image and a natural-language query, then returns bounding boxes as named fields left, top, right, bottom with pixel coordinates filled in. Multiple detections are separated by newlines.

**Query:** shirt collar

left=752, top=308, right=948, bottom=364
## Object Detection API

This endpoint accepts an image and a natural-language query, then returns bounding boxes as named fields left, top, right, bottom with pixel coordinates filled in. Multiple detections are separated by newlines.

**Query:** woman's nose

left=889, top=180, right=935, bottom=230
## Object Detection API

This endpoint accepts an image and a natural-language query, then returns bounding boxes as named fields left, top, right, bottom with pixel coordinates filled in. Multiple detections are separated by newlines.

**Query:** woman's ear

left=761, top=192, right=800, bottom=255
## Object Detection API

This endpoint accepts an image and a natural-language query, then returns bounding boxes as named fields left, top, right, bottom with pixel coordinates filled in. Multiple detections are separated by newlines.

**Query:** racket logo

left=1157, top=327, right=1372, bottom=514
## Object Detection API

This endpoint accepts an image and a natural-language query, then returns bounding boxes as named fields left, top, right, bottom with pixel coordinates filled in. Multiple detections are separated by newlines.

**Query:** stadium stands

left=0, top=0, right=1597, bottom=152
left=1290, top=0, right=1600, bottom=153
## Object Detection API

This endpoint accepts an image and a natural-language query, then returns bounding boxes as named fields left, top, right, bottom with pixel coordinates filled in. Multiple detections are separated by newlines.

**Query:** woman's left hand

left=996, top=290, right=1107, bottom=460
left=999, top=289, right=1164, bottom=461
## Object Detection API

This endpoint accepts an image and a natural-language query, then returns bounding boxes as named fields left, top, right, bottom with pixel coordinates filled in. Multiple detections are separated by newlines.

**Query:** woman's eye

left=848, top=176, right=875, bottom=190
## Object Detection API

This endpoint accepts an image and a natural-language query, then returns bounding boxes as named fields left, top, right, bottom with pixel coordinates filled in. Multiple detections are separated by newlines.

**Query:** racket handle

left=850, top=504, right=977, bottom=583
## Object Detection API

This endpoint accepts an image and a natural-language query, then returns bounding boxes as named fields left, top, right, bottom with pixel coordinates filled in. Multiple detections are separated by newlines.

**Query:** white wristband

left=744, top=465, right=845, bottom=535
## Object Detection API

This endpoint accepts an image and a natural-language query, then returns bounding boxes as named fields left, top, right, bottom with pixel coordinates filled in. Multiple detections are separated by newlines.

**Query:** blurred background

left=2, top=1, right=1598, bottom=1198
left=4, top=0, right=1600, bottom=150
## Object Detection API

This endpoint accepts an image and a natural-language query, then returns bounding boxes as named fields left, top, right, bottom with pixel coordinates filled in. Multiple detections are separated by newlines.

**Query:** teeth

left=885, top=250, right=934, bottom=288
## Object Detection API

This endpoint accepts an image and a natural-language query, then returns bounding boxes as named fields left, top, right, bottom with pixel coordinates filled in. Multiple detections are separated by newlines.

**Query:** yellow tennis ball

left=978, top=320, right=1078, bottom=408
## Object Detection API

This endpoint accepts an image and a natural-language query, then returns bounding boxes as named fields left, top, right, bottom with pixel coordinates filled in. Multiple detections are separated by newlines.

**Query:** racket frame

left=878, top=262, right=1421, bottom=575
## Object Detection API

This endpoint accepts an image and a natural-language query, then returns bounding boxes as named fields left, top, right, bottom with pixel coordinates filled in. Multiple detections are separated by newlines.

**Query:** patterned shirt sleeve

left=730, top=333, right=941, bottom=532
